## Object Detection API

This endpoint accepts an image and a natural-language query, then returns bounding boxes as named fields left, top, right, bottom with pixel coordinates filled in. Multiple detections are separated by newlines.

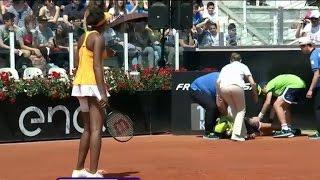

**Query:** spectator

left=0, top=12, right=31, bottom=71
left=192, top=3, right=203, bottom=25
left=202, top=1, right=220, bottom=32
left=301, top=10, right=320, bottom=45
left=145, top=25, right=162, bottom=66
left=256, top=74, right=306, bottom=138
left=217, top=52, right=258, bottom=141
left=86, top=0, right=106, bottom=10
left=164, top=28, right=176, bottom=66
left=136, top=0, right=147, bottom=14
left=196, top=19, right=219, bottom=47
left=39, top=0, right=61, bottom=28
left=54, top=23, right=69, bottom=49
left=50, top=23, right=69, bottom=69
left=62, top=0, right=86, bottom=38
left=295, top=10, right=311, bottom=38
left=29, top=0, right=43, bottom=18
left=105, top=0, right=114, bottom=12
left=7, top=0, right=33, bottom=27
left=35, top=16, right=54, bottom=61
left=194, top=0, right=204, bottom=13
left=0, top=0, right=13, bottom=14
left=108, top=0, right=127, bottom=21
left=179, top=28, right=197, bottom=49
left=55, top=0, right=70, bottom=11
left=17, top=14, right=47, bottom=74
left=178, top=28, right=197, bottom=66
left=126, top=0, right=138, bottom=14
left=226, top=23, right=241, bottom=46
left=128, top=22, right=156, bottom=68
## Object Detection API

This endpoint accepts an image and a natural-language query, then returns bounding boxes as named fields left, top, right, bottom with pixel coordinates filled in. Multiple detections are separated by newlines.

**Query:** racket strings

left=107, top=113, right=133, bottom=137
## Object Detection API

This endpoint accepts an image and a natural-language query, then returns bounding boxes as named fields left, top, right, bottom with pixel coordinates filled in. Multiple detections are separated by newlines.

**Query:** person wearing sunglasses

left=6, top=0, right=32, bottom=27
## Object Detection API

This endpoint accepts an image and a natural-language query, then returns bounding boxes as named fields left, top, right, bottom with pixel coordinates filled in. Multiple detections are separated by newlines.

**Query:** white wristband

left=258, top=112, right=264, bottom=119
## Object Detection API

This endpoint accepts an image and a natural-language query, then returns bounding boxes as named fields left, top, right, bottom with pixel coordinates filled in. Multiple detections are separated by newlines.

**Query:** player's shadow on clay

left=103, top=171, right=139, bottom=177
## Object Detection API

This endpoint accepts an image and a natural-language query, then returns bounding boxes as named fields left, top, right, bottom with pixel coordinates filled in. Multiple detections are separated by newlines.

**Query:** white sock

left=281, top=124, right=289, bottom=130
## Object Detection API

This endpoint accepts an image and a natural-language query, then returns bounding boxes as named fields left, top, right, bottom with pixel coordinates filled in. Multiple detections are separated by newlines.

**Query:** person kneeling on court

left=189, top=71, right=226, bottom=140
left=256, top=74, right=306, bottom=138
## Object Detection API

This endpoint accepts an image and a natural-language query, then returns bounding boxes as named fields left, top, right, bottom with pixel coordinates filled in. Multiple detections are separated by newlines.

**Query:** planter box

left=0, top=90, right=171, bottom=143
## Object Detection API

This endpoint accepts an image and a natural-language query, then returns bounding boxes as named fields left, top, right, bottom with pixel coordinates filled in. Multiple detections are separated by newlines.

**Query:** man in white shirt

left=217, top=52, right=258, bottom=141
left=302, top=10, right=320, bottom=45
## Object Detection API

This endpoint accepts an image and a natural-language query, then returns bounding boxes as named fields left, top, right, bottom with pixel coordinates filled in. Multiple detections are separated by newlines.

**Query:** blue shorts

left=281, top=87, right=305, bottom=104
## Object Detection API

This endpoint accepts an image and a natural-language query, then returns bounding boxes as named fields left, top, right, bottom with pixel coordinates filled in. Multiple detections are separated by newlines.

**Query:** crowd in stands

left=0, top=0, right=318, bottom=73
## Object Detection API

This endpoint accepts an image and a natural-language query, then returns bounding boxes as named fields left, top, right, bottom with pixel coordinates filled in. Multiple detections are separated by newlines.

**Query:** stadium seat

left=0, top=68, right=20, bottom=80
left=23, top=67, right=43, bottom=79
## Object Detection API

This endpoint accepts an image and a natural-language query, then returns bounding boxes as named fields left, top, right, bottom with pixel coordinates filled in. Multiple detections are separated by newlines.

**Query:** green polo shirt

left=266, top=74, right=306, bottom=97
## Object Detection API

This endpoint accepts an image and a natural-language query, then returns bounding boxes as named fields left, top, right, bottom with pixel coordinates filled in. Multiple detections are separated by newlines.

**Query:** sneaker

left=71, top=169, right=87, bottom=177
left=203, top=132, right=219, bottom=140
left=231, top=134, right=245, bottom=142
left=309, top=131, right=320, bottom=140
left=85, top=171, right=104, bottom=178
left=273, top=129, right=294, bottom=138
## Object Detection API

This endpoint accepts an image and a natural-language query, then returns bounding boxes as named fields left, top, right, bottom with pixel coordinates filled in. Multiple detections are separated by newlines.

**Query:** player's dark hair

left=86, top=8, right=105, bottom=27
left=230, top=52, right=242, bottom=62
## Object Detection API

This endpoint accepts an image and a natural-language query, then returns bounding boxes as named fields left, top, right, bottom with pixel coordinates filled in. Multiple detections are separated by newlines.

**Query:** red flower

left=142, top=68, right=152, bottom=76
left=0, top=72, right=9, bottom=85
left=51, top=71, right=61, bottom=79
left=158, top=67, right=172, bottom=77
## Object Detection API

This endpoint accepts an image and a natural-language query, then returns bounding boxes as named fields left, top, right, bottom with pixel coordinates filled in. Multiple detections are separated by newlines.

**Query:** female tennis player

left=71, top=8, right=108, bottom=178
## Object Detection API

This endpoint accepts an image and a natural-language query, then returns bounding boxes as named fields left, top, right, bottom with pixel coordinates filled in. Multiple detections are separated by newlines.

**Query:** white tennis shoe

left=71, top=169, right=88, bottom=177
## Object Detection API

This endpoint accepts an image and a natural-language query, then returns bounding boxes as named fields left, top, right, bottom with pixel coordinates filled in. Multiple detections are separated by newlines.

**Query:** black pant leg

left=189, top=90, right=219, bottom=133
left=313, top=88, right=320, bottom=132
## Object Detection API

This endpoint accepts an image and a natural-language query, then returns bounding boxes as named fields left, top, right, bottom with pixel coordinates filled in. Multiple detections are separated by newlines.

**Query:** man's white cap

left=298, top=36, right=312, bottom=45
left=310, top=10, right=320, bottom=18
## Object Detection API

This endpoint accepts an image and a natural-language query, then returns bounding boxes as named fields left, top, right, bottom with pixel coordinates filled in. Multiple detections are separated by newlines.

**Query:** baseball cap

left=304, top=10, right=312, bottom=19
left=309, top=10, right=320, bottom=18
left=298, top=36, right=313, bottom=45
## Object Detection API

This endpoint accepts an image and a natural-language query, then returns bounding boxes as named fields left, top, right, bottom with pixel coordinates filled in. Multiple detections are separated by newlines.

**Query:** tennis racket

left=105, top=108, right=134, bottom=142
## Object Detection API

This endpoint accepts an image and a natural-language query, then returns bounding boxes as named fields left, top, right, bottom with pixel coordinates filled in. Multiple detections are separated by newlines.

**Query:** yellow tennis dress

left=71, top=31, right=108, bottom=100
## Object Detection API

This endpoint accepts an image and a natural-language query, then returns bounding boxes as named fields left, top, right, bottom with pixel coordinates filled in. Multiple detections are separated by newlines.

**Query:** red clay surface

left=1, top=135, right=320, bottom=180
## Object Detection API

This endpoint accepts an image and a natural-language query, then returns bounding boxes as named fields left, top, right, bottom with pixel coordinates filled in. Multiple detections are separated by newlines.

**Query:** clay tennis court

left=1, top=134, right=319, bottom=180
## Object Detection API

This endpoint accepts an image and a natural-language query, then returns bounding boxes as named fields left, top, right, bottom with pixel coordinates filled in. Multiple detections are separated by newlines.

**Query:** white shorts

left=72, top=85, right=110, bottom=112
